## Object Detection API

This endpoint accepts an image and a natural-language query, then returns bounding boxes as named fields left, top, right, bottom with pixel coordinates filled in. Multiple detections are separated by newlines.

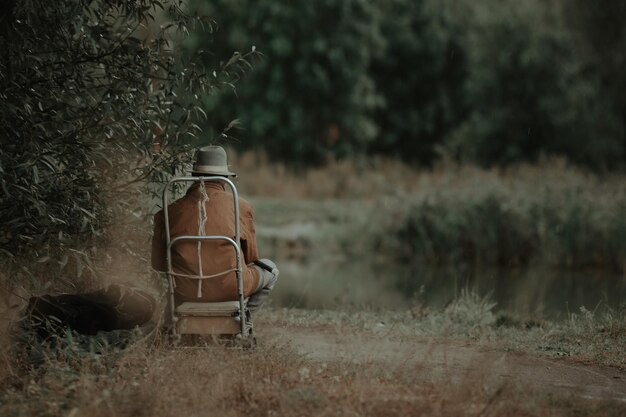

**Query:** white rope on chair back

left=196, top=179, right=210, bottom=298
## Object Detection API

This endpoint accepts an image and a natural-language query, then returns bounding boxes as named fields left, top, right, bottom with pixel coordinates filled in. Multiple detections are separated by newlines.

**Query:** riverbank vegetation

left=377, top=165, right=626, bottom=271
left=234, top=155, right=626, bottom=272
left=266, top=290, right=626, bottom=369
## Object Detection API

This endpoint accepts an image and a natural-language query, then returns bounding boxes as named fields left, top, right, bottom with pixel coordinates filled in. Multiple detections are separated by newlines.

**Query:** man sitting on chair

left=151, top=146, right=278, bottom=319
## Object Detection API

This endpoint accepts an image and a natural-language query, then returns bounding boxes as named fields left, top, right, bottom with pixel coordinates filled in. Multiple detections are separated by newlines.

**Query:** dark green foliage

left=368, top=0, right=467, bottom=164
left=562, top=0, right=626, bottom=162
left=185, top=0, right=626, bottom=169
left=443, top=1, right=624, bottom=168
left=0, top=0, right=252, bottom=285
left=187, top=0, right=384, bottom=164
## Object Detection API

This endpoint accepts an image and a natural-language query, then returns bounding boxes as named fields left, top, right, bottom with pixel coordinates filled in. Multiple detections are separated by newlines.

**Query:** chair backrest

left=161, top=176, right=247, bottom=334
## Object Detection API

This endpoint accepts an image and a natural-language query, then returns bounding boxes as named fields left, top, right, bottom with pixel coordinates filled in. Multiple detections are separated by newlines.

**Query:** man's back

left=151, top=181, right=260, bottom=302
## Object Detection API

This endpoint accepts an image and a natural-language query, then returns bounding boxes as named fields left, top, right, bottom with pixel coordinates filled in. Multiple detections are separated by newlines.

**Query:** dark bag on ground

left=27, top=284, right=155, bottom=336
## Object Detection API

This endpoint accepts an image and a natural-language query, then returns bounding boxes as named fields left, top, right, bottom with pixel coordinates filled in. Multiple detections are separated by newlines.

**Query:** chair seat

left=175, top=299, right=248, bottom=317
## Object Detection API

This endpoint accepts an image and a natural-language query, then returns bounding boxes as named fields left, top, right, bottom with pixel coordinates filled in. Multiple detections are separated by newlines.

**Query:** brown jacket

left=151, top=182, right=260, bottom=302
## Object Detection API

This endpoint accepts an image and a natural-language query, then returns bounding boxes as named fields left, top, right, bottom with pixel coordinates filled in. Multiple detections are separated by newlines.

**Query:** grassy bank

left=266, top=290, right=626, bottom=369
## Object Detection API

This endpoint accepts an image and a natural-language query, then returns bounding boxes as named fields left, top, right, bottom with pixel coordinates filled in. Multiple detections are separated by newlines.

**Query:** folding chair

left=161, top=176, right=252, bottom=343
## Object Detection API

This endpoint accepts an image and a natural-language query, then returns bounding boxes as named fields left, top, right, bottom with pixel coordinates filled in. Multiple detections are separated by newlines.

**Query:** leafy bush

left=0, top=1, right=252, bottom=287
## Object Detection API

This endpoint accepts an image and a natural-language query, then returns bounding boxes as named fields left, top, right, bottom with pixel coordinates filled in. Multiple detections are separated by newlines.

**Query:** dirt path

left=260, top=324, right=626, bottom=403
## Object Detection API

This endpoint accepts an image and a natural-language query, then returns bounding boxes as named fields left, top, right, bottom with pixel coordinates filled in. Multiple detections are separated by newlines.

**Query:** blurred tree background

left=187, top=0, right=626, bottom=169
left=186, top=0, right=385, bottom=164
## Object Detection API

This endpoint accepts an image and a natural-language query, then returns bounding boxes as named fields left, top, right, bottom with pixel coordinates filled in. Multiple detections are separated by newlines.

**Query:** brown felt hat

left=191, top=146, right=237, bottom=176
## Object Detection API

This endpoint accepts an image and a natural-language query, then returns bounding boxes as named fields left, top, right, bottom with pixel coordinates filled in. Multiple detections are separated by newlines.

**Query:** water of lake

left=271, top=258, right=626, bottom=320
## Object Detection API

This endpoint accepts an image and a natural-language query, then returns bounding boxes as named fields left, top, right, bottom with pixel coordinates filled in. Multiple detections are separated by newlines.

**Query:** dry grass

left=1, top=288, right=625, bottom=417
left=232, top=152, right=623, bottom=201
left=1, top=330, right=624, bottom=417
left=232, top=151, right=432, bottom=199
